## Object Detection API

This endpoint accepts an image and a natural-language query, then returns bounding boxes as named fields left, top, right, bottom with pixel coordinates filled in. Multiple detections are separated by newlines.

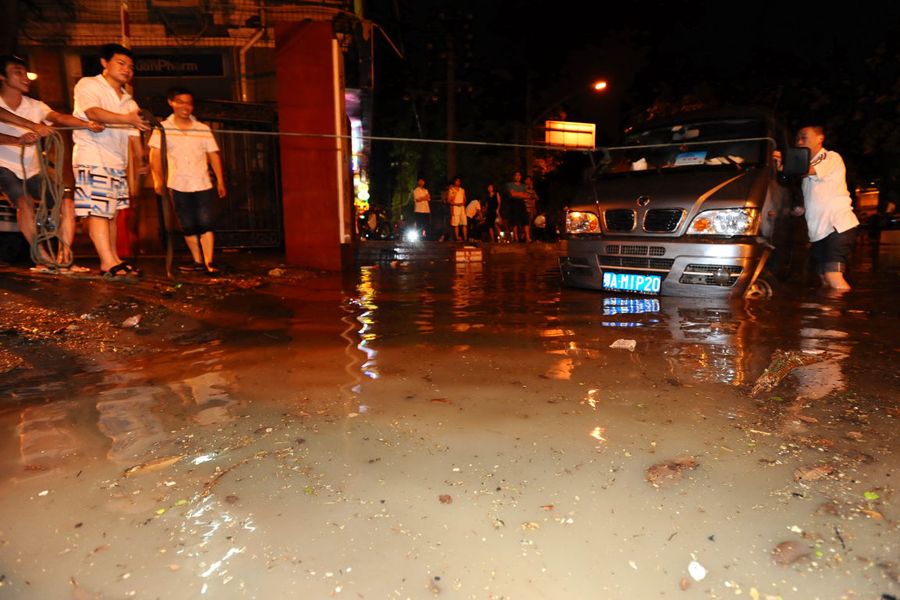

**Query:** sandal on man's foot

left=178, top=262, right=205, bottom=272
left=121, top=262, right=142, bottom=276
left=204, top=264, right=221, bottom=275
left=101, top=262, right=136, bottom=280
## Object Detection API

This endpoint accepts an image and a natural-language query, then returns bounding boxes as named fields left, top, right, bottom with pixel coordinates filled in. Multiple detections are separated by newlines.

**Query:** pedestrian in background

left=447, top=176, right=467, bottom=241
left=524, top=175, right=539, bottom=243
left=774, top=124, right=859, bottom=291
left=505, top=170, right=529, bottom=242
left=484, top=182, right=501, bottom=242
left=72, top=43, right=150, bottom=278
left=149, top=86, right=226, bottom=274
left=412, top=176, right=430, bottom=240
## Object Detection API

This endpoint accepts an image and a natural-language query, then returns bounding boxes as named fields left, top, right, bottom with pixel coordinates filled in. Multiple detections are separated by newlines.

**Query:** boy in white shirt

left=72, top=43, right=150, bottom=278
left=0, top=54, right=103, bottom=268
left=148, top=87, right=226, bottom=274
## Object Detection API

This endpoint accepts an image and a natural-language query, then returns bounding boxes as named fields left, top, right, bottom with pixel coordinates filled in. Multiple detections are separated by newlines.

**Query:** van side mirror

left=781, top=147, right=810, bottom=177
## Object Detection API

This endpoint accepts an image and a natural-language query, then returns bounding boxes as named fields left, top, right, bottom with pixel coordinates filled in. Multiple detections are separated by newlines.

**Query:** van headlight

left=566, top=210, right=600, bottom=234
left=687, top=209, right=758, bottom=236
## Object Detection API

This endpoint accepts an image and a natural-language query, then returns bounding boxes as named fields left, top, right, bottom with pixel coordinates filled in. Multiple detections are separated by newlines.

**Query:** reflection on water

left=16, top=400, right=80, bottom=478
left=96, top=387, right=171, bottom=463
left=340, top=267, right=380, bottom=395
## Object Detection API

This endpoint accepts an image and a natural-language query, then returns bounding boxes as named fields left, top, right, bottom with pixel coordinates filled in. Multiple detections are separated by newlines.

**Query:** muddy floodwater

left=0, top=245, right=897, bottom=600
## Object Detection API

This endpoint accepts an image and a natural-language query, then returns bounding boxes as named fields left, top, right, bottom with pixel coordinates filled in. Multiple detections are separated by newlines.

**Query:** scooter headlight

left=566, top=211, right=600, bottom=235
left=688, top=209, right=759, bottom=236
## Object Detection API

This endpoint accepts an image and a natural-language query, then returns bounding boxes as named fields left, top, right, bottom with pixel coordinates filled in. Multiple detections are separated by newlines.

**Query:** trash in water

left=792, top=464, right=834, bottom=482
left=772, top=540, right=809, bottom=565
left=121, top=315, right=141, bottom=328
left=750, top=349, right=827, bottom=396
left=646, top=457, right=698, bottom=487
left=610, top=339, right=636, bottom=352
left=688, top=560, right=707, bottom=581
left=268, top=268, right=286, bottom=277
left=123, top=455, right=183, bottom=478
left=438, top=494, right=453, bottom=504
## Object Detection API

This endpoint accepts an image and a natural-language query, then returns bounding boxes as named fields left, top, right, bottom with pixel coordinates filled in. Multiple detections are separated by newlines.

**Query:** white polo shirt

left=72, top=74, right=140, bottom=170
left=413, top=186, right=430, bottom=213
left=801, top=149, right=859, bottom=242
left=147, top=115, right=219, bottom=192
left=0, top=95, right=52, bottom=179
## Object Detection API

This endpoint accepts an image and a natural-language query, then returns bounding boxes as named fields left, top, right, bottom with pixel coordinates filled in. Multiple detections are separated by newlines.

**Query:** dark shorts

left=0, top=167, right=42, bottom=204
left=414, top=211, right=430, bottom=230
left=810, top=227, right=857, bottom=273
left=509, top=198, right=528, bottom=227
left=171, top=188, right=216, bottom=235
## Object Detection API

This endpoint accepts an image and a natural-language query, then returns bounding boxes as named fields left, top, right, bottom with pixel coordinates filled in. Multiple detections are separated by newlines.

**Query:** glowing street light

left=592, top=80, right=608, bottom=92
left=26, top=72, right=38, bottom=81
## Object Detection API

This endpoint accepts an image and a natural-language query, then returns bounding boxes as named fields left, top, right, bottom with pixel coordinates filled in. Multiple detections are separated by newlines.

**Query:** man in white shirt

left=0, top=54, right=103, bottom=268
left=72, top=43, right=150, bottom=278
left=447, top=176, right=467, bottom=241
left=148, top=87, right=226, bottom=274
left=775, top=125, right=859, bottom=290
left=412, top=177, right=430, bottom=239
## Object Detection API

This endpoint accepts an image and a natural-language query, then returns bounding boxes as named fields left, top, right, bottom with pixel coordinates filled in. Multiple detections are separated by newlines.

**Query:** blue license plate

left=601, top=271, right=661, bottom=294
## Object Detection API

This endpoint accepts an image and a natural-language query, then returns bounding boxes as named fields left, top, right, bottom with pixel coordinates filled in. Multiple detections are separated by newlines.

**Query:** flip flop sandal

left=29, top=265, right=57, bottom=274
left=122, top=262, right=142, bottom=276
left=101, top=263, right=134, bottom=280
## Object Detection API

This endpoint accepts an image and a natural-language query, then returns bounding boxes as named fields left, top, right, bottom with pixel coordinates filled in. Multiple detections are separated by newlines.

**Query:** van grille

left=604, top=209, right=635, bottom=232
left=600, top=256, right=674, bottom=270
left=644, top=209, right=684, bottom=232
left=605, top=245, right=666, bottom=257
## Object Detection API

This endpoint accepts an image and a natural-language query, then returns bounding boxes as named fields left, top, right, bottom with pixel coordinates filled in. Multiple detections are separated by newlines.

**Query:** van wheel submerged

left=743, top=277, right=774, bottom=299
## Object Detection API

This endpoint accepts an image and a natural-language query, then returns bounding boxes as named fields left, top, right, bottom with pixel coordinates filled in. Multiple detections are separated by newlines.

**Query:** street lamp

left=532, top=79, right=609, bottom=130
left=526, top=79, right=609, bottom=172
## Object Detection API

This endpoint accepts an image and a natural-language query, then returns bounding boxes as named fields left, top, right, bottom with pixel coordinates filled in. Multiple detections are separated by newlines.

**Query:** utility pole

left=446, top=31, right=457, bottom=181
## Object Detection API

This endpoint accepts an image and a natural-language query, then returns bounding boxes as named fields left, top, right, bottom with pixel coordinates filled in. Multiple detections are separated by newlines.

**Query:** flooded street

left=0, top=246, right=897, bottom=599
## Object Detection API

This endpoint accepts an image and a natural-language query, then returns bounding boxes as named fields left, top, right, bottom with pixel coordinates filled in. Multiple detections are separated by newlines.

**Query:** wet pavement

left=0, top=243, right=897, bottom=599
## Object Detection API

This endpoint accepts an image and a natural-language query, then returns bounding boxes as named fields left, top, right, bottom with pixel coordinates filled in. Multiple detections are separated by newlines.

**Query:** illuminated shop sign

left=81, top=54, right=225, bottom=78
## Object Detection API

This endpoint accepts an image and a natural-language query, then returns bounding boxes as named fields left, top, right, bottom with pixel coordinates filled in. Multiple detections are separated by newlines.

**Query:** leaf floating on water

left=772, top=540, right=809, bottom=566
left=863, top=491, right=880, bottom=501
left=123, top=455, right=183, bottom=478
left=646, top=457, right=699, bottom=488
left=792, top=464, right=834, bottom=482
left=861, top=509, right=884, bottom=520
left=521, top=521, right=541, bottom=531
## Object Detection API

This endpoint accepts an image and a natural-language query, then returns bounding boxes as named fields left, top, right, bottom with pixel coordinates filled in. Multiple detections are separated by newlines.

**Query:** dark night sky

left=364, top=1, right=900, bottom=202
left=370, top=1, right=898, bottom=128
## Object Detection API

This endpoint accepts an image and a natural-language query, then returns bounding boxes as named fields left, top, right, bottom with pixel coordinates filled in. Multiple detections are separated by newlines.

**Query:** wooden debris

left=751, top=350, right=827, bottom=397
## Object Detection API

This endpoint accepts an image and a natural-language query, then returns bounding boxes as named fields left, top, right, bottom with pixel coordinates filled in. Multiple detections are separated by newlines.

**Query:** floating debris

left=793, top=464, right=834, bottom=482
left=772, top=541, right=809, bottom=566
left=123, top=455, right=183, bottom=478
left=610, top=339, right=637, bottom=352
left=751, top=349, right=827, bottom=396
left=688, top=560, right=707, bottom=581
left=646, top=457, right=698, bottom=487
left=438, top=494, right=453, bottom=504
left=121, top=315, right=141, bottom=328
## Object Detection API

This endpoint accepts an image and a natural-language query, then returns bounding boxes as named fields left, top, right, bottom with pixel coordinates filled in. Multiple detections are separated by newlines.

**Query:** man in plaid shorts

left=72, top=43, right=149, bottom=277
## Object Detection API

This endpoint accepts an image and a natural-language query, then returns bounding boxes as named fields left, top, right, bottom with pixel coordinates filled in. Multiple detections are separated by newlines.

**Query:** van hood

left=575, top=168, right=759, bottom=211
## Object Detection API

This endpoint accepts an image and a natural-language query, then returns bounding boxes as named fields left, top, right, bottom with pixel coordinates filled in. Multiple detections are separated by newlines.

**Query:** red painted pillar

left=275, top=21, right=354, bottom=270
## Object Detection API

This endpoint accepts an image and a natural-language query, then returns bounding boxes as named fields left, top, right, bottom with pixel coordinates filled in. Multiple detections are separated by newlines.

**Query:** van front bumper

left=560, top=235, right=770, bottom=298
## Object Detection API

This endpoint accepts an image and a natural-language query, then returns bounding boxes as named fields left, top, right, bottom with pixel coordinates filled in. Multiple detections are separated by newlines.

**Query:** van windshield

left=600, top=119, right=770, bottom=175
